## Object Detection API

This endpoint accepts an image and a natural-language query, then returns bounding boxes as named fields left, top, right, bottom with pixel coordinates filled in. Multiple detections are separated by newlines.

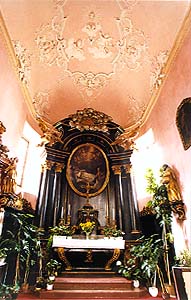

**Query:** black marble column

left=52, top=162, right=64, bottom=226
left=38, top=160, right=54, bottom=230
left=123, top=164, right=141, bottom=238
left=111, top=165, right=123, bottom=229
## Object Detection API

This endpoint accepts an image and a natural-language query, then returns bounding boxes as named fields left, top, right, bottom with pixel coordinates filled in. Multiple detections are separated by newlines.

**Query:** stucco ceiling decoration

left=0, top=0, right=191, bottom=133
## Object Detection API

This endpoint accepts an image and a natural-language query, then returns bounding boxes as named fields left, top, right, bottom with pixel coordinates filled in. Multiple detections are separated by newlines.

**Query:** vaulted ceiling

left=0, top=0, right=191, bottom=134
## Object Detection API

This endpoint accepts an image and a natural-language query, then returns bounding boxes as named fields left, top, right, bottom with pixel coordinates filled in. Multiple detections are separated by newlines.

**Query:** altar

left=52, top=236, right=125, bottom=271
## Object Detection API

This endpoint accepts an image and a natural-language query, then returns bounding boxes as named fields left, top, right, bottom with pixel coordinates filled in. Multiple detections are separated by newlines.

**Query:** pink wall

left=135, top=25, right=191, bottom=249
left=0, top=34, right=28, bottom=156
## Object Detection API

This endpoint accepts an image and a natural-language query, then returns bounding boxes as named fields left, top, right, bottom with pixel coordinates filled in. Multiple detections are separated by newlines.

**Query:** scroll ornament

left=36, top=116, right=63, bottom=147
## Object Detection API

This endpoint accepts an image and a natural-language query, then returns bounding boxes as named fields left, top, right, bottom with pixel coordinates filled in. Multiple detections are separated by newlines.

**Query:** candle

left=112, top=208, right=115, bottom=220
left=61, top=207, right=64, bottom=218
left=68, top=204, right=71, bottom=215
left=105, top=202, right=108, bottom=217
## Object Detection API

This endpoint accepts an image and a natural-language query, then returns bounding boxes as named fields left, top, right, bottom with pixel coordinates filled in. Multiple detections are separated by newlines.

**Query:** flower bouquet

left=79, top=221, right=95, bottom=239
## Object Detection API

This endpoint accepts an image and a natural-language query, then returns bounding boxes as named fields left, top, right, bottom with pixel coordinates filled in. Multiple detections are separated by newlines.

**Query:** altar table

left=52, top=236, right=125, bottom=271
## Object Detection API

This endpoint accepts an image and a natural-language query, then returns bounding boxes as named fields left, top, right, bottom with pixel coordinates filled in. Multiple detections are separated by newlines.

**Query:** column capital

left=43, top=160, right=55, bottom=170
left=123, top=164, right=132, bottom=174
left=55, top=162, right=65, bottom=173
left=112, top=165, right=121, bottom=175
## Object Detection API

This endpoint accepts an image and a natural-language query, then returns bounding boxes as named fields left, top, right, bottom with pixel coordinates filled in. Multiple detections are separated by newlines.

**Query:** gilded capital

left=43, top=160, right=55, bottom=170
left=112, top=165, right=121, bottom=175
left=124, top=164, right=132, bottom=174
left=55, top=162, right=64, bottom=173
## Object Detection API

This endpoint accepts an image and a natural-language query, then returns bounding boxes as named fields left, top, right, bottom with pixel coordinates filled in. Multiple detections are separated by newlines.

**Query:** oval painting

left=66, top=143, right=109, bottom=197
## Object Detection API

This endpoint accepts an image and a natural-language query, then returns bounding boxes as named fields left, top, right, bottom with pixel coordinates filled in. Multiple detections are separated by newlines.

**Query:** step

left=61, top=271, right=116, bottom=277
left=39, top=288, right=148, bottom=299
left=54, top=276, right=132, bottom=290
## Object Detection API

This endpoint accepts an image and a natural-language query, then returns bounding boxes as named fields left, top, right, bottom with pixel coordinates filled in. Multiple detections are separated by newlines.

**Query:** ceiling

left=0, top=0, right=191, bottom=135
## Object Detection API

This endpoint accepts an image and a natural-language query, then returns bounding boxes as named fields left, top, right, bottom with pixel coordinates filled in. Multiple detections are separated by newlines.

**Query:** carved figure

left=160, top=164, right=185, bottom=220
left=1, top=157, right=18, bottom=194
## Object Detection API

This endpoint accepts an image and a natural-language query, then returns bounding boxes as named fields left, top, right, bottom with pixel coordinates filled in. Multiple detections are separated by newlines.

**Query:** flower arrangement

left=49, top=225, right=76, bottom=236
left=79, top=221, right=95, bottom=234
left=103, top=226, right=124, bottom=238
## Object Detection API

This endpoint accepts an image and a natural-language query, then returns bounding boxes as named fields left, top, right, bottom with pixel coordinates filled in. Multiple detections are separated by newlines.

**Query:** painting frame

left=172, top=266, right=190, bottom=300
left=176, top=97, right=191, bottom=151
left=66, top=143, right=109, bottom=197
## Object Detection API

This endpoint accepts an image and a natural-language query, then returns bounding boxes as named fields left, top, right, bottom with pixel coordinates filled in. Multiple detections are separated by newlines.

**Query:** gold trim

left=57, top=247, right=72, bottom=271
left=111, top=165, right=121, bottom=175
left=140, top=5, right=191, bottom=127
left=66, top=143, right=109, bottom=197
left=105, top=248, right=120, bottom=271
left=0, top=12, right=36, bottom=118
left=55, top=162, right=64, bottom=173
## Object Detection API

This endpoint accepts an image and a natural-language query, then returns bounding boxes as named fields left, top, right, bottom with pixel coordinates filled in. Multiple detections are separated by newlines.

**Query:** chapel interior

left=0, top=1, right=191, bottom=299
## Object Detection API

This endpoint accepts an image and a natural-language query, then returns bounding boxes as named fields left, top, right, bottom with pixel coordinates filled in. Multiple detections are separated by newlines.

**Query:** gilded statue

left=160, top=164, right=186, bottom=220
left=1, top=157, right=18, bottom=194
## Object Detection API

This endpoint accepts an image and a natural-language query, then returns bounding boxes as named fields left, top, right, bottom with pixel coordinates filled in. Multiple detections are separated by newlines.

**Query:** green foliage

left=0, top=283, right=20, bottom=299
left=145, top=168, right=158, bottom=195
left=49, top=225, right=76, bottom=236
left=103, top=226, right=124, bottom=237
left=117, top=234, right=163, bottom=286
left=47, top=224, right=76, bottom=255
left=145, top=168, right=172, bottom=229
left=10, top=212, right=40, bottom=268
left=175, top=249, right=191, bottom=267
left=0, top=212, right=40, bottom=288
left=35, top=276, right=46, bottom=290
left=0, top=230, right=18, bottom=259
left=46, top=259, right=61, bottom=276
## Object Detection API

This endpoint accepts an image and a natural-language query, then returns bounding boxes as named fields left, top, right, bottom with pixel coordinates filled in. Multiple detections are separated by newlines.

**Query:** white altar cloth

left=52, top=236, right=125, bottom=250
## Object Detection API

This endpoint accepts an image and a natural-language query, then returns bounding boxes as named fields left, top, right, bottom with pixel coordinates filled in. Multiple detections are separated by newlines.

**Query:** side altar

left=52, top=236, right=125, bottom=272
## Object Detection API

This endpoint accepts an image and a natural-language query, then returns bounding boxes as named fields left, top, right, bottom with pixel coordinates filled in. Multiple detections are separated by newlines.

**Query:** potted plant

left=103, top=225, right=124, bottom=239
left=49, top=224, right=75, bottom=237
left=145, top=168, right=176, bottom=298
left=173, top=248, right=191, bottom=300
left=116, top=234, right=164, bottom=293
left=46, top=278, right=54, bottom=290
left=175, top=249, right=191, bottom=266
left=0, top=210, right=40, bottom=294
left=46, top=258, right=61, bottom=278
left=103, top=226, right=113, bottom=238
left=35, top=276, right=46, bottom=291
left=0, top=283, right=20, bottom=300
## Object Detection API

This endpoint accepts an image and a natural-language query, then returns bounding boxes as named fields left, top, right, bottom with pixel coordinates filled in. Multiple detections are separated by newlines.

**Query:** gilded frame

left=66, top=143, right=109, bottom=197
left=176, top=98, right=191, bottom=150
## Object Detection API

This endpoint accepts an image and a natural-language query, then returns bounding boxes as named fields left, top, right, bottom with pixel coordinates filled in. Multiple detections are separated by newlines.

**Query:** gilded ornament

left=68, top=108, right=112, bottom=132
left=36, top=116, right=63, bottom=147
left=1, top=157, right=18, bottom=194
left=112, top=126, right=139, bottom=150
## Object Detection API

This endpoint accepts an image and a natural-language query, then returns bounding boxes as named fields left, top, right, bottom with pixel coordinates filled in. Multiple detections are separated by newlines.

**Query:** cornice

left=0, top=12, right=36, bottom=119
left=140, top=5, right=191, bottom=127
